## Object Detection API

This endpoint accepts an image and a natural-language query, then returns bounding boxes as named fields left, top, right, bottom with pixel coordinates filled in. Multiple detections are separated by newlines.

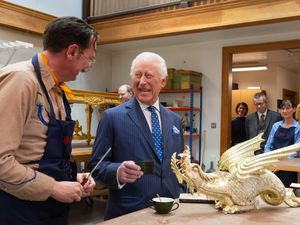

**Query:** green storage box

left=173, top=69, right=202, bottom=90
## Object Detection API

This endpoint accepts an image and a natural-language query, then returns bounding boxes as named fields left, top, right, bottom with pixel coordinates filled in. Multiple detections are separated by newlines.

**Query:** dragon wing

left=218, top=133, right=264, bottom=173
left=236, top=142, right=300, bottom=179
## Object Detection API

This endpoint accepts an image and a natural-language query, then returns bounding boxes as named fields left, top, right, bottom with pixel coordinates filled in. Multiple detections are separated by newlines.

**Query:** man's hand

left=117, top=161, right=143, bottom=184
left=50, top=181, right=84, bottom=203
left=77, top=173, right=96, bottom=197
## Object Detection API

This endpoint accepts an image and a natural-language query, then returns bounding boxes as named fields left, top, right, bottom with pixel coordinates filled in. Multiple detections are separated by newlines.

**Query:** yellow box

left=163, top=68, right=175, bottom=90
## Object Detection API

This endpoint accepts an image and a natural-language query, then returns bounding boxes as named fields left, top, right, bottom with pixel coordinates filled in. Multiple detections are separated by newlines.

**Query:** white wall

left=276, top=66, right=298, bottom=100
left=0, top=26, right=43, bottom=67
left=6, top=0, right=82, bottom=17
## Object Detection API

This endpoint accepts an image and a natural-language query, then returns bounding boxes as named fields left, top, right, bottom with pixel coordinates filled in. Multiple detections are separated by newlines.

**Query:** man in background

left=245, top=91, right=281, bottom=154
left=118, top=84, right=134, bottom=103
left=90, top=52, right=184, bottom=220
left=0, top=17, right=99, bottom=225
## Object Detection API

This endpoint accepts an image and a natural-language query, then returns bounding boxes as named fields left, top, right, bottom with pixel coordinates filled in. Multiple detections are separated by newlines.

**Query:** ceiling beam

left=90, top=0, right=300, bottom=44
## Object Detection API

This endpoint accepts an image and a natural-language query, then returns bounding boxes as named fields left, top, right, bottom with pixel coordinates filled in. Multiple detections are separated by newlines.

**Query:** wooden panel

left=72, top=149, right=92, bottom=163
left=240, top=89, right=259, bottom=114
left=0, top=1, right=55, bottom=35
left=1, top=0, right=300, bottom=44
left=221, top=48, right=232, bottom=155
left=91, top=0, right=300, bottom=44
left=232, top=89, right=259, bottom=118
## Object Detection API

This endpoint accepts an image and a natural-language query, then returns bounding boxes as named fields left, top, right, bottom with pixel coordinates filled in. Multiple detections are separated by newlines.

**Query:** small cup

left=136, top=160, right=155, bottom=175
left=150, top=197, right=179, bottom=214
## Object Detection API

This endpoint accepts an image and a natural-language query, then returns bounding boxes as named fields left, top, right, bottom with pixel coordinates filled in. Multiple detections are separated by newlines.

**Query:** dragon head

left=171, top=145, right=205, bottom=193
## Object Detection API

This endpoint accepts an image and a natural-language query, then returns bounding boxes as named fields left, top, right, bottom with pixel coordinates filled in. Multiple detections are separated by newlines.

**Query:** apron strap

left=31, top=54, right=56, bottom=119
left=62, top=92, right=72, bottom=120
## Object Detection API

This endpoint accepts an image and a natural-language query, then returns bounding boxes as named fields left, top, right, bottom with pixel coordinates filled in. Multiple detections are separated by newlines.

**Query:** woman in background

left=231, top=102, right=248, bottom=146
left=264, top=99, right=300, bottom=187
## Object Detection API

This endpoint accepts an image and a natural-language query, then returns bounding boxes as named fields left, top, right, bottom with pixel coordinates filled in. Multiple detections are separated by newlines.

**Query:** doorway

left=282, top=89, right=297, bottom=106
left=221, top=39, right=300, bottom=155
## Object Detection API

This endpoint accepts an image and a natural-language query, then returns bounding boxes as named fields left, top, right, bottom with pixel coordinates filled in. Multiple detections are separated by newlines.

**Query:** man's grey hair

left=130, top=52, right=168, bottom=79
left=253, top=91, right=267, bottom=103
left=119, top=84, right=133, bottom=96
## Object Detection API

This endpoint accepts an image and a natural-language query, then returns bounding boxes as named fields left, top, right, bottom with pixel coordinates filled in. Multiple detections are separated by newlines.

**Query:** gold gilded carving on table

left=171, top=133, right=300, bottom=213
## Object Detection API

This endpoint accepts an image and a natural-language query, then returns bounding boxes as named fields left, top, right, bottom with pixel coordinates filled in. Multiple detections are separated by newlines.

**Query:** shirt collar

left=258, top=109, right=268, bottom=117
left=137, top=98, right=160, bottom=112
left=38, top=54, right=56, bottom=92
left=279, top=119, right=299, bottom=128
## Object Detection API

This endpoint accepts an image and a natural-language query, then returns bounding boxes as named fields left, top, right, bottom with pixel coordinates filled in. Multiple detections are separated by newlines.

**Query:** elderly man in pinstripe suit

left=90, top=52, right=185, bottom=220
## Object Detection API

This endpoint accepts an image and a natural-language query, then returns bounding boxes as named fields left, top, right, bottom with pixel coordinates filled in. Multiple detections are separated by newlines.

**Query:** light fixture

left=232, top=66, right=268, bottom=72
left=247, top=86, right=261, bottom=90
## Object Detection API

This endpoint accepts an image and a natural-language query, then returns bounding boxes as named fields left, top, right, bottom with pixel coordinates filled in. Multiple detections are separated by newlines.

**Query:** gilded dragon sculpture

left=171, top=133, right=300, bottom=213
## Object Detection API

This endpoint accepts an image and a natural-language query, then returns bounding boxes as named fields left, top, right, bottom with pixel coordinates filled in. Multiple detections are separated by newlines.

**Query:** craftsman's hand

left=77, top=173, right=96, bottom=197
left=117, top=161, right=143, bottom=184
left=50, top=181, right=84, bottom=203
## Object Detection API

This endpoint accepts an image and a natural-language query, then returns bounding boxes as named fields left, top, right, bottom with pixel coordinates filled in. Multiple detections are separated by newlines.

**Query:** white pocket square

left=172, top=126, right=180, bottom=134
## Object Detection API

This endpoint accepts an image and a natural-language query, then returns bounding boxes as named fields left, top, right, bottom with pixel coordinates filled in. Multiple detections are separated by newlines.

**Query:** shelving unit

left=167, top=107, right=200, bottom=111
left=159, top=86, right=202, bottom=162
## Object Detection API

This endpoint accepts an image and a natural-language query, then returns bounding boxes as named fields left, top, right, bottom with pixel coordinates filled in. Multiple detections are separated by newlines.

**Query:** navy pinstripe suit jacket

left=90, top=97, right=185, bottom=220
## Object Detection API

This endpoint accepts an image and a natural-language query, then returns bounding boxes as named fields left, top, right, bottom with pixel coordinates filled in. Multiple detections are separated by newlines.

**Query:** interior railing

left=88, top=0, right=230, bottom=20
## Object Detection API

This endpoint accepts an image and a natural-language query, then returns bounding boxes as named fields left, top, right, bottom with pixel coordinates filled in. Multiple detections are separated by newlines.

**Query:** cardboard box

left=163, top=68, right=175, bottom=90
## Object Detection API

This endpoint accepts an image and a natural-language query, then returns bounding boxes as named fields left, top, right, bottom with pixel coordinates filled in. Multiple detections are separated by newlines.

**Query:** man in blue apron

left=0, top=17, right=99, bottom=225
left=264, top=99, right=300, bottom=187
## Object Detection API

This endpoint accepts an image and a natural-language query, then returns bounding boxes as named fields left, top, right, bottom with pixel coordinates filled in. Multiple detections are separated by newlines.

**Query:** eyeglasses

left=254, top=102, right=266, bottom=107
left=78, top=49, right=96, bottom=72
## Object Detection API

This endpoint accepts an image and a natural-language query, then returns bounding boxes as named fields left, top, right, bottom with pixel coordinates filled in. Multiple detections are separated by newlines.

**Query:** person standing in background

left=90, top=52, right=185, bottom=220
left=264, top=99, right=300, bottom=187
left=231, top=102, right=248, bottom=146
left=245, top=91, right=281, bottom=154
left=118, top=84, right=134, bottom=103
left=0, top=17, right=99, bottom=225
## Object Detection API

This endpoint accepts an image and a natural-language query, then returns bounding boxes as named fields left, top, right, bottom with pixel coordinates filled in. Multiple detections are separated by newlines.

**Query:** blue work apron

left=0, top=54, right=76, bottom=225
left=273, top=126, right=297, bottom=187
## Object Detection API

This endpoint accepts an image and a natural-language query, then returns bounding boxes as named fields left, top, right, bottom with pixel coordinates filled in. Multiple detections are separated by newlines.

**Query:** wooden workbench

left=96, top=199, right=300, bottom=225
left=271, top=158, right=300, bottom=182
left=72, top=148, right=92, bottom=164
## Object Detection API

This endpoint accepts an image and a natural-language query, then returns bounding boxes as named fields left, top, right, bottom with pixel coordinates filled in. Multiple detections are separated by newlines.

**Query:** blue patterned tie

left=148, top=106, right=163, bottom=162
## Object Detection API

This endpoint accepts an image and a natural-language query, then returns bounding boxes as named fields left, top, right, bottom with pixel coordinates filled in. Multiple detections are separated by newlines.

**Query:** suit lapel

left=264, top=110, right=271, bottom=129
left=254, top=112, right=258, bottom=131
left=126, top=98, right=157, bottom=156
left=160, top=105, right=171, bottom=156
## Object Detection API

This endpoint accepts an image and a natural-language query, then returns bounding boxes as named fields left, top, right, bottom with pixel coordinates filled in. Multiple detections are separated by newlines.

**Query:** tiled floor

left=69, top=198, right=107, bottom=225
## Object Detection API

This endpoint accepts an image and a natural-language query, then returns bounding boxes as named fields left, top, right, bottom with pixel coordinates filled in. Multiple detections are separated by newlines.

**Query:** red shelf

left=183, top=133, right=200, bottom=137
left=167, top=107, right=200, bottom=111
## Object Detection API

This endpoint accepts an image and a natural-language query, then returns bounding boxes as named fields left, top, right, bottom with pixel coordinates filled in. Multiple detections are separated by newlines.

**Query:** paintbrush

left=81, top=147, right=111, bottom=185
